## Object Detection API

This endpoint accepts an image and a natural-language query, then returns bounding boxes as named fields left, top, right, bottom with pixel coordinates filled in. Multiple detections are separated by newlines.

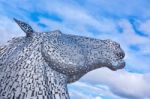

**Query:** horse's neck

left=45, top=64, right=70, bottom=99
left=0, top=39, right=70, bottom=99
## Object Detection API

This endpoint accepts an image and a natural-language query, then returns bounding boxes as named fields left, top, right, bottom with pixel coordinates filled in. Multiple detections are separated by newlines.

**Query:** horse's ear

left=13, top=18, right=34, bottom=37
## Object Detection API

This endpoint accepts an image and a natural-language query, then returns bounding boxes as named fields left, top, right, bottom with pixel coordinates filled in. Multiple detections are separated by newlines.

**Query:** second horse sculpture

left=0, top=19, right=125, bottom=99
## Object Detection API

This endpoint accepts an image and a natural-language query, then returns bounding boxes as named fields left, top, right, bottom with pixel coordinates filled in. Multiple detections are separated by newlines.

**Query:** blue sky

left=0, top=0, right=150, bottom=99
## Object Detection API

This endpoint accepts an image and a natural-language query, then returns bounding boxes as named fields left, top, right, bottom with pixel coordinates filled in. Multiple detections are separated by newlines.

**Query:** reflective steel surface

left=0, top=19, right=125, bottom=99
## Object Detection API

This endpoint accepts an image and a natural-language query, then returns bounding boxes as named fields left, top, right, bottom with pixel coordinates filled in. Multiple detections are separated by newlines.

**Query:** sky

left=0, top=0, right=150, bottom=99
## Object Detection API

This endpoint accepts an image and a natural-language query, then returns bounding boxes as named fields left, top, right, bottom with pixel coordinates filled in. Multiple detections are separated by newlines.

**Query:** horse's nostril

left=117, top=44, right=120, bottom=48
left=116, top=52, right=125, bottom=59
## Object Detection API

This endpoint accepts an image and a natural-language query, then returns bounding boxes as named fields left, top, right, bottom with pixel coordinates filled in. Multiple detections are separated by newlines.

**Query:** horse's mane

left=0, top=37, right=24, bottom=61
left=0, top=45, right=5, bottom=56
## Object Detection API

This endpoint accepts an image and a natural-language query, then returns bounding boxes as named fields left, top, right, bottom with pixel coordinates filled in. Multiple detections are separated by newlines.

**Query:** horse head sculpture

left=0, top=19, right=125, bottom=99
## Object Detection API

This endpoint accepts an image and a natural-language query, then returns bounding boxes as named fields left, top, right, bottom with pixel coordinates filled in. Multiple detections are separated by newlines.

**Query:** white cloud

left=0, top=15, right=24, bottom=43
left=69, top=81, right=124, bottom=99
left=95, top=96, right=102, bottom=99
left=69, top=90, right=94, bottom=99
left=80, top=68, right=150, bottom=99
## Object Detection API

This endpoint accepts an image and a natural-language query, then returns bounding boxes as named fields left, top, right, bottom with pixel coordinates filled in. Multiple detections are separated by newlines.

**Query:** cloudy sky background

left=0, top=0, right=150, bottom=99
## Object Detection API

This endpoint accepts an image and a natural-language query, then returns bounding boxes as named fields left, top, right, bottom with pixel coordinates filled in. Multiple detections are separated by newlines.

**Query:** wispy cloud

left=81, top=0, right=150, bottom=18
left=139, top=20, right=150, bottom=37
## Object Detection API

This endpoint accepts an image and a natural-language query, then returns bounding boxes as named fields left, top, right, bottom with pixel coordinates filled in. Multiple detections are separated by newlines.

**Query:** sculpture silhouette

left=0, top=19, right=125, bottom=99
